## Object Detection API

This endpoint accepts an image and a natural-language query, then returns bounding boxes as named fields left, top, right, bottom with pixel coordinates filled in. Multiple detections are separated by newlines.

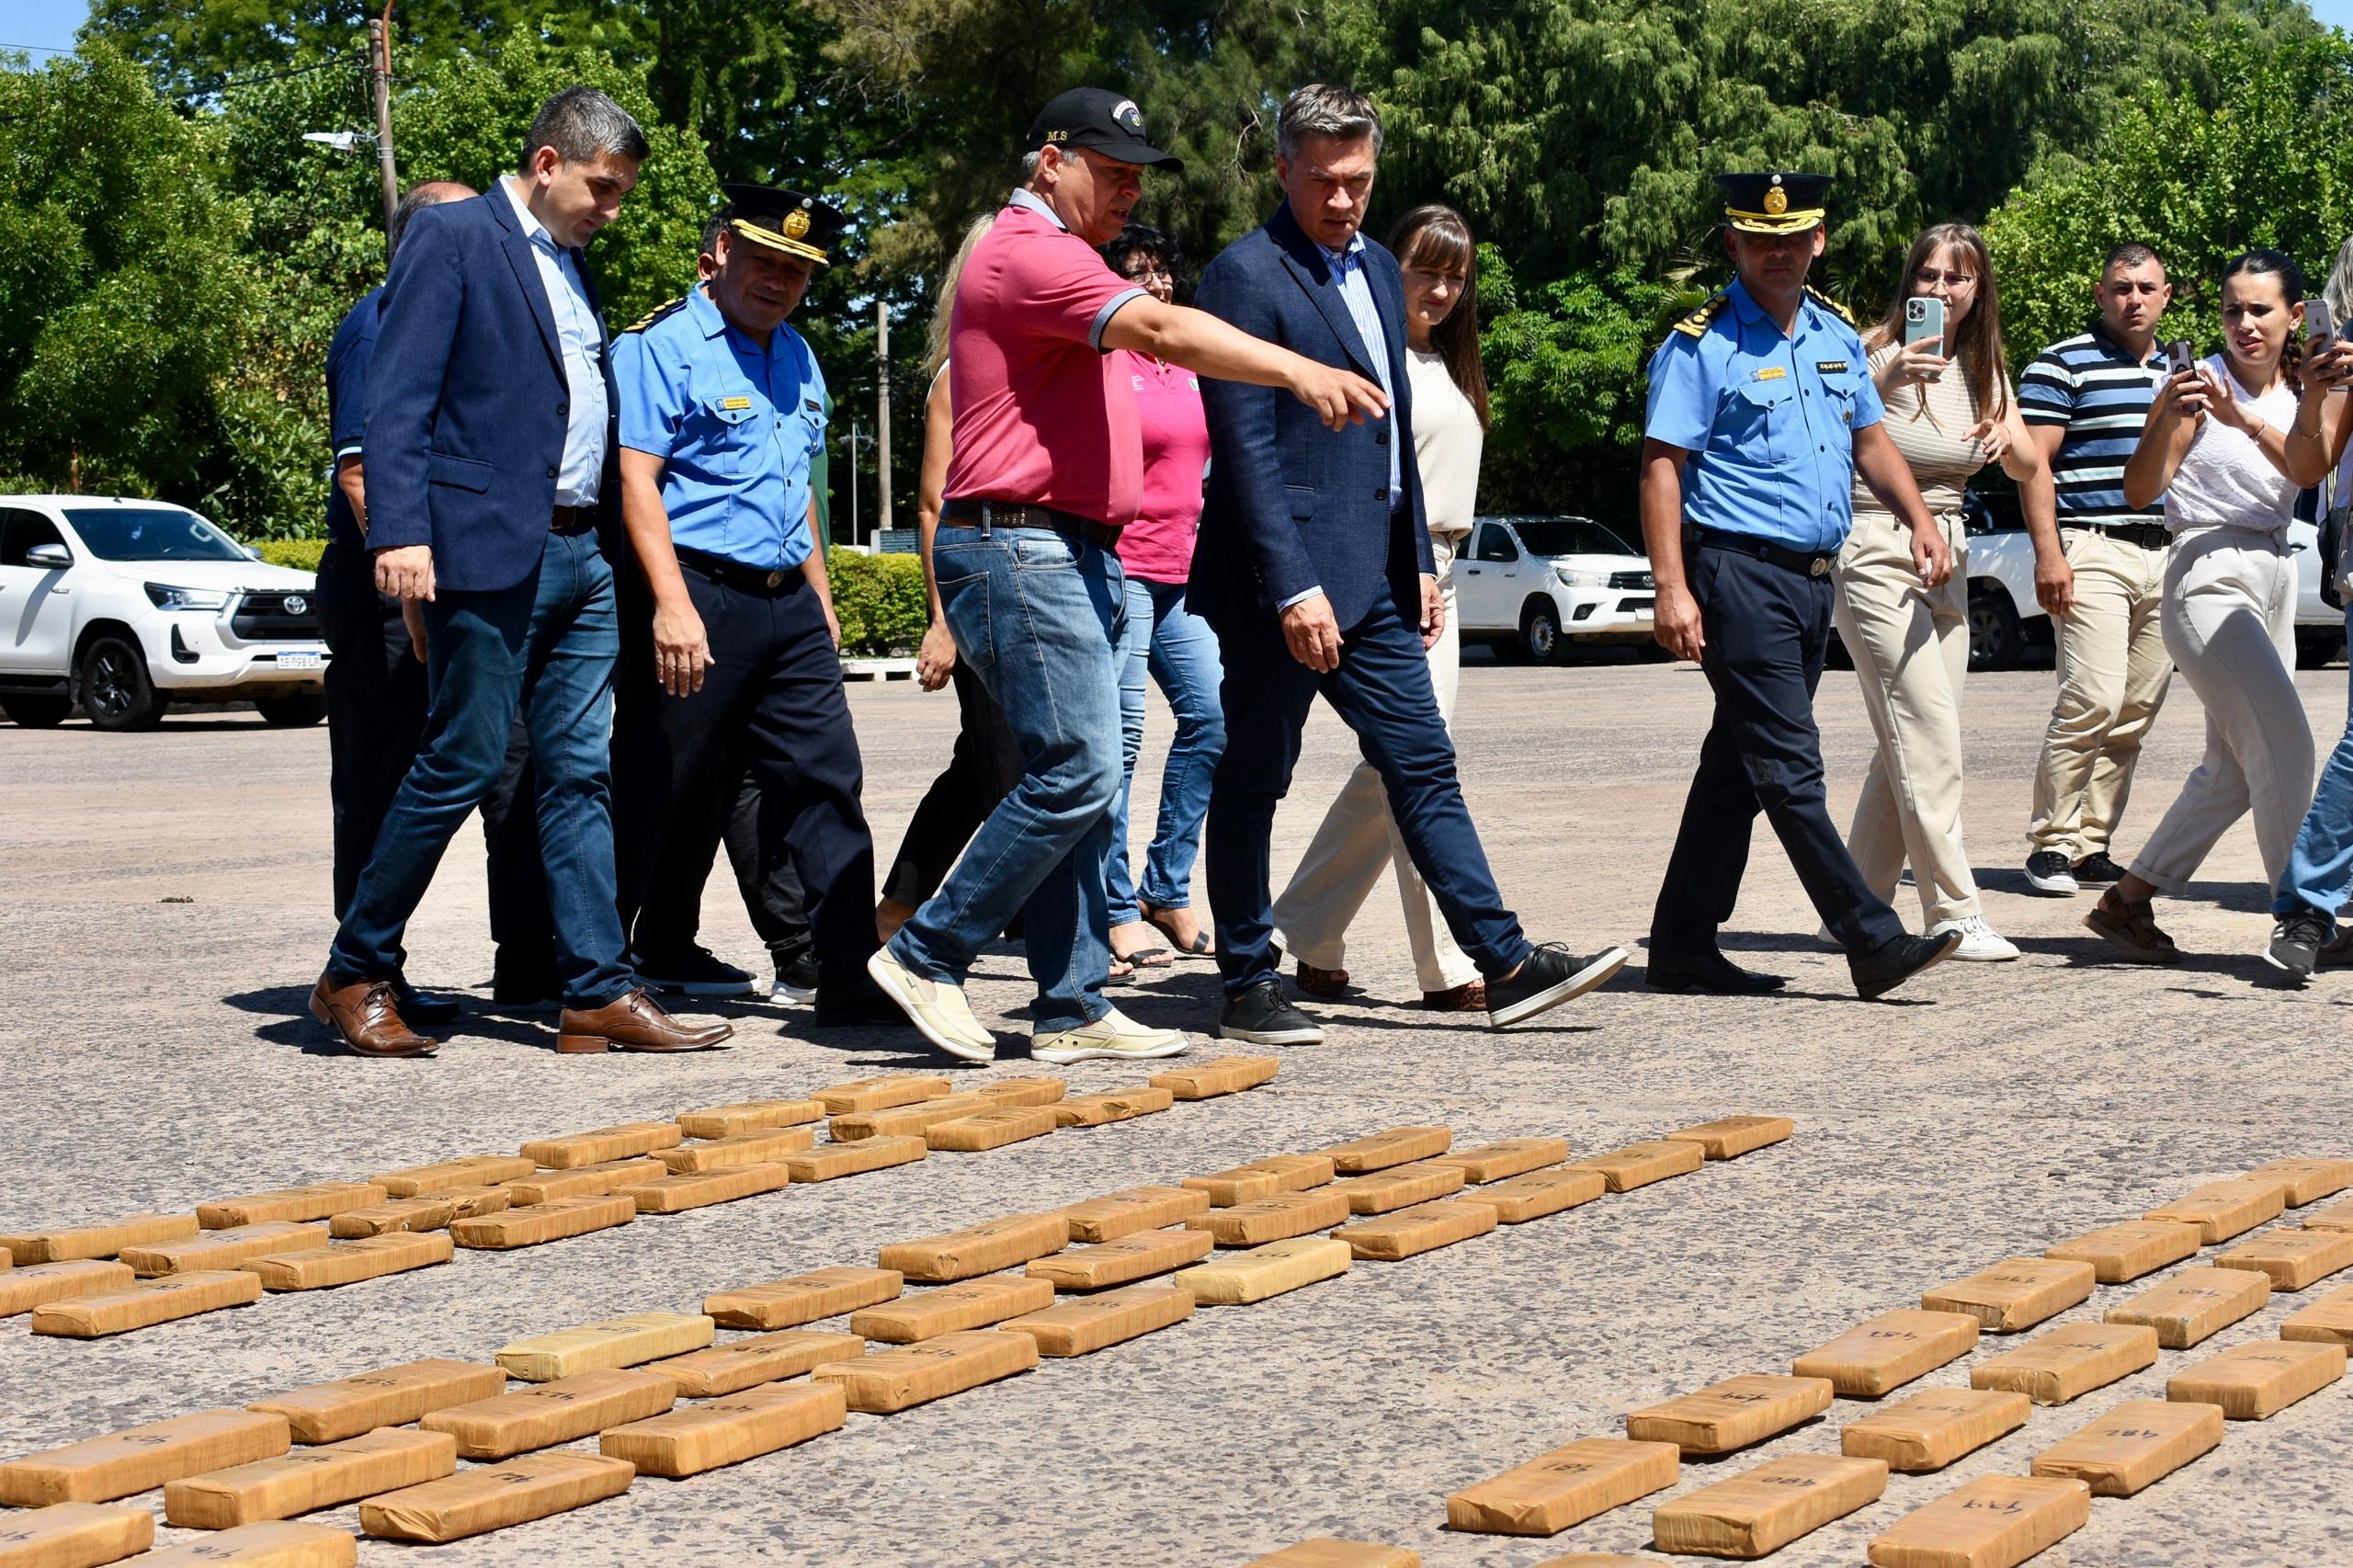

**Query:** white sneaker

left=1927, top=915, right=2020, bottom=961
left=865, top=948, right=995, bottom=1062
left=1031, top=1006, right=1193, bottom=1065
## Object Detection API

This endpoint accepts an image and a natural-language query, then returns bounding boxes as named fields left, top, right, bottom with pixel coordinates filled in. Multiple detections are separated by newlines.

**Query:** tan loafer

left=310, top=975, right=438, bottom=1058
left=556, top=987, right=734, bottom=1053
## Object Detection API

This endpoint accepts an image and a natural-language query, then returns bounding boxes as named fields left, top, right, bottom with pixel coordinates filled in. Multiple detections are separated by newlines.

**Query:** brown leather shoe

left=556, top=986, right=734, bottom=1053
left=1292, top=959, right=1348, bottom=999
left=310, top=975, right=438, bottom=1058
left=1421, top=980, right=1487, bottom=1011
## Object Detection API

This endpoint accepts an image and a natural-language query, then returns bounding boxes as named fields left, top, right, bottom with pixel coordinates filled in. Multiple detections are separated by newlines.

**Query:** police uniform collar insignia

left=721, top=182, right=844, bottom=266
left=622, top=295, right=688, bottom=335
left=1804, top=283, right=1855, bottom=325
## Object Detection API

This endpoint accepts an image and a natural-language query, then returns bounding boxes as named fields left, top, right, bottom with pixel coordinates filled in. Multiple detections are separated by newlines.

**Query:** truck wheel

left=1, top=694, right=71, bottom=728
left=256, top=690, right=329, bottom=727
left=1967, top=584, right=2023, bottom=672
left=1520, top=600, right=1563, bottom=665
left=2297, top=629, right=2347, bottom=669
left=79, top=634, right=165, bottom=731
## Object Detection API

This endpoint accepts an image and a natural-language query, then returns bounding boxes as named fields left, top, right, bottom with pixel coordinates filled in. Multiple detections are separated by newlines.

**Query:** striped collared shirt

left=2017, top=323, right=2165, bottom=526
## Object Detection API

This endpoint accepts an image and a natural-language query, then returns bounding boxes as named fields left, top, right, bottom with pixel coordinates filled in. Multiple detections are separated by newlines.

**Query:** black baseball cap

left=1026, top=87, right=1183, bottom=172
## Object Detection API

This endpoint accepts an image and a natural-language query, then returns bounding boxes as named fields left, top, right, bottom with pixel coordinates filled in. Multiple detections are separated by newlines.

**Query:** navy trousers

left=1651, top=540, right=1905, bottom=960
left=1206, top=585, right=1531, bottom=996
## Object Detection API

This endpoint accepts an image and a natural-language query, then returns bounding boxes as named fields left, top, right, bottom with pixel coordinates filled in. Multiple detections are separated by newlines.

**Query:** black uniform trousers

left=611, top=561, right=876, bottom=999
left=1649, top=539, right=1906, bottom=961
left=881, top=657, right=1023, bottom=909
left=639, top=743, right=812, bottom=970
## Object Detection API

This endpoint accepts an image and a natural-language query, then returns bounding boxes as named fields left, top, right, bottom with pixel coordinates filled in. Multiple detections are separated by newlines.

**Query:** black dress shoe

left=811, top=978, right=915, bottom=1029
left=1216, top=978, right=1324, bottom=1046
left=390, top=974, right=462, bottom=1024
left=491, top=965, right=563, bottom=1008
left=1486, top=941, right=1629, bottom=1028
left=1646, top=954, right=1787, bottom=994
left=1849, top=930, right=1963, bottom=1000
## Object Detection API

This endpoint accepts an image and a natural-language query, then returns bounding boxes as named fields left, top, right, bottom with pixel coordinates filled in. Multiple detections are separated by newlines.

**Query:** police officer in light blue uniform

left=1638, top=171, right=1961, bottom=1001
left=609, top=183, right=892, bottom=1028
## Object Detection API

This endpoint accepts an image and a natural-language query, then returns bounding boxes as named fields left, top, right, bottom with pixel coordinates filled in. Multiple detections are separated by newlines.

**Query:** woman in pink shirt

left=1100, top=223, right=1223, bottom=970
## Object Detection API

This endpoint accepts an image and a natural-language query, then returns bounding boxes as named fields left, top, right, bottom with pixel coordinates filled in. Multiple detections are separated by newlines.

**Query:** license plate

left=277, top=651, right=323, bottom=670
left=1620, top=597, right=1655, bottom=614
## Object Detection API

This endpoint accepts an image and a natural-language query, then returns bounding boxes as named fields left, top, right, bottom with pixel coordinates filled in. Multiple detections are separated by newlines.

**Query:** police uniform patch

left=1804, top=284, right=1855, bottom=325
left=803, top=399, right=823, bottom=413
left=721, top=396, right=753, bottom=410
left=623, top=295, right=688, bottom=335
left=1754, top=367, right=1787, bottom=381
left=1814, top=359, right=1848, bottom=375
left=1671, top=294, right=1730, bottom=339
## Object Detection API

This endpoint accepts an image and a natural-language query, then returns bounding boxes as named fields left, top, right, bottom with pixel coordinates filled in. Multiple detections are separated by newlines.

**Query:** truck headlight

left=144, top=583, right=233, bottom=610
left=1554, top=567, right=1605, bottom=588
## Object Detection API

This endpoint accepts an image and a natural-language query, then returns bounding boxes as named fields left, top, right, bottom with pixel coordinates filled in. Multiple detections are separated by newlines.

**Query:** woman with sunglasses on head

left=1830, top=222, right=2054, bottom=961
left=2088, top=249, right=2353, bottom=967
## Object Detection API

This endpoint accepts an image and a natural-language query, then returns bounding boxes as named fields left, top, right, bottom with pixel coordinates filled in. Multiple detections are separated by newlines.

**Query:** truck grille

left=231, top=590, right=322, bottom=642
left=1608, top=569, right=1654, bottom=590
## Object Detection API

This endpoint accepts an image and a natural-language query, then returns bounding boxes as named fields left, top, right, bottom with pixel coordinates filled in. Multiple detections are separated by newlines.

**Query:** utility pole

left=848, top=418, right=863, bottom=545
left=368, top=5, right=400, bottom=238
left=875, top=300, right=893, bottom=537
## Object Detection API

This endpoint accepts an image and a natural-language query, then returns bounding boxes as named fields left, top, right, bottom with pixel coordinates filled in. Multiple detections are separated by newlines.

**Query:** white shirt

left=502, top=176, right=608, bottom=506
left=2165, top=353, right=2302, bottom=536
left=1406, top=347, right=1481, bottom=537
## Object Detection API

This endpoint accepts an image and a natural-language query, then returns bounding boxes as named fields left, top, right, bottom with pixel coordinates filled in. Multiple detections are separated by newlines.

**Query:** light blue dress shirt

left=1317, top=233, right=1401, bottom=499
left=502, top=177, right=608, bottom=507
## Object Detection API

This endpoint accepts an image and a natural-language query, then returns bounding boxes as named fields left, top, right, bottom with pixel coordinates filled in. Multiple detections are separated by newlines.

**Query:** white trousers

left=1271, top=539, right=1479, bottom=993
left=2028, top=528, right=2174, bottom=859
left=2130, top=528, right=2313, bottom=895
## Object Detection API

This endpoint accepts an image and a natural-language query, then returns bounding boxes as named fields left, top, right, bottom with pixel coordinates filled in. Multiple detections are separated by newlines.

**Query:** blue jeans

left=1108, top=574, right=1226, bottom=925
left=2275, top=602, right=2353, bottom=925
left=328, top=530, right=634, bottom=1007
left=889, top=525, right=1125, bottom=1031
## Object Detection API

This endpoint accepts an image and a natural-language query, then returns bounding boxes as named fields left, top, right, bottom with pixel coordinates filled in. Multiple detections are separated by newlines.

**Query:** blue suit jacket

left=361, top=187, right=620, bottom=593
left=1188, top=202, right=1432, bottom=633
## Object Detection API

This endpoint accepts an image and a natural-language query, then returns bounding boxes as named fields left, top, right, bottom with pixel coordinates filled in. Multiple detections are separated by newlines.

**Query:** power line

left=174, top=53, right=368, bottom=99
left=1, top=42, right=78, bottom=55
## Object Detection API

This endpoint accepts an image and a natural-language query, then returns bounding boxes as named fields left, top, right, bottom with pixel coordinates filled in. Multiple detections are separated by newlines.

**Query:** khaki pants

left=2131, top=528, right=2312, bottom=895
left=2027, top=528, right=2174, bottom=860
left=1272, top=536, right=1480, bottom=993
left=1833, top=511, right=1979, bottom=925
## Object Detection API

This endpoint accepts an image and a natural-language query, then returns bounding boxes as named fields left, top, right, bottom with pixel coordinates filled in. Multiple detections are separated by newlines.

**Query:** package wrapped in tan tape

left=162, top=1427, right=456, bottom=1528
left=1186, top=1189, right=1350, bottom=1247
left=358, top=1450, right=633, bottom=1543
left=1663, top=1115, right=1794, bottom=1161
left=926, top=1107, right=1058, bottom=1152
left=419, top=1369, right=676, bottom=1460
left=440, top=1186, right=512, bottom=1220
left=1920, top=1257, right=2095, bottom=1332
left=0, top=1501, right=154, bottom=1566
left=247, top=1359, right=506, bottom=1445
left=973, top=1076, right=1066, bottom=1107
left=1149, top=1055, right=1279, bottom=1099
left=499, top=1160, right=665, bottom=1208
left=2104, top=1266, right=2270, bottom=1348
left=1444, top=1436, right=1679, bottom=1535
left=1969, top=1322, right=2157, bottom=1405
left=654, top=1128, right=815, bottom=1174
left=783, top=1136, right=927, bottom=1183
left=2281, top=1281, right=2353, bottom=1345
left=0, top=1410, right=290, bottom=1506
left=2165, top=1337, right=2346, bottom=1418
left=673, top=1101, right=824, bottom=1141
left=598, top=1381, right=846, bottom=1479
left=2029, top=1397, right=2222, bottom=1494
left=2214, top=1225, right=2353, bottom=1290
left=649, top=1329, right=864, bottom=1397
left=2244, top=1157, right=2353, bottom=1207
left=518, top=1121, right=682, bottom=1169
left=1182, top=1154, right=1336, bottom=1207
left=122, top=1222, right=328, bottom=1277
left=1865, top=1474, right=2092, bottom=1568
left=1052, top=1087, right=1176, bottom=1127
left=1523, top=1558, right=1673, bottom=1567
left=812, top=1328, right=1039, bottom=1413
left=2143, top=1176, right=2287, bottom=1243
left=449, top=1194, right=632, bottom=1250
left=1334, top=1199, right=1496, bottom=1261
left=241, top=1232, right=452, bottom=1292
left=326, top=1199, right=460, bottom=1238
left=1623, top=1374, right=1834, bottom=1454
left=2, top=1214, right=198, bottom=1266
left=126, top=1520, right=357, bottom=1566
left=1059, top=1186, right=1210, bottom=1243
left=1176, top=1236, right=1350, bottom=1305
left=811, top=1074, right=953, bottom=1115
left=494, top=1311, right=714, bottom=1381
left=1654, top=1453, right=1887, bottom=1558
left=848, top=1276, right=1055, bottom=1343
left=1003, top=1282, right=1193, bottom=1357
left=1568, top=1141, right=1704, bottom=1193
left=196, top=1185, right=387, bottom=1231
left=1427, top=1138, right=1569, bottom=1184
left=613, top=1162, right=790, bottom=1214
left=1461, top=1167, right=1607, bottom=1223
left=878, top=1213, right=1067, bottom=1282
left=0, top=1258, right=133, bottom=1316
left=1792, top=1310, right=1980, bottom=1397
left=1027, top=1227, right=1214, bottom=1290
left=1243, top=1542, right=1419, bottom=1568
left=2304, top=1197, right=2353, bottom=1233
left=704, top=1266, right=902, bottom=1329
left=1318, top=1126, right=1452, bottom=1174
left=1330, top=1163, right=1469, bottom=1216
left=1838, top=1387, right=2029, bottom=1471
left=30, top=1269, right=262, bottom=1337
left=2043, top=1219, right=2203, bottom=1283
left=369, top=1156, right=536, bottom=1198
left=828, top=1093, right=992, bottom=1142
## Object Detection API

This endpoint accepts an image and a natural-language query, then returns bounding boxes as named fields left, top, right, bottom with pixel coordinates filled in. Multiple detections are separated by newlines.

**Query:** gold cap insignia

left=783, top=209, right=810, bottom=241
left=1764, top=186, right=1788, bottom=215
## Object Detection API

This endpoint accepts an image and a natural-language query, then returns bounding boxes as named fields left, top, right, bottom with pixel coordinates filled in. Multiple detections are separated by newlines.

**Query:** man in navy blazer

left=1192, top=84, right=1629, bottom=1044
left=313, top=86, right=728, bottom=1059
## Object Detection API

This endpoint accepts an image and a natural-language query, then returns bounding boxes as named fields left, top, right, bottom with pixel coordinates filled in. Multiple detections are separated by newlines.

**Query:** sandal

left=1140, top=903, right=1215, bottom=958
left=1113, top=944, right=1173, bottom=971
left=2084, top=895, right=2182, bottom=964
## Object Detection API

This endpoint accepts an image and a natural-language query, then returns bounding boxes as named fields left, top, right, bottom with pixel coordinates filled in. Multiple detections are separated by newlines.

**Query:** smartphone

left=2166, top=340, right=2197, bottom=377
left=1904, top=296, right=1946, bottom=381
left=2309, top=299, right=2337, bottom=353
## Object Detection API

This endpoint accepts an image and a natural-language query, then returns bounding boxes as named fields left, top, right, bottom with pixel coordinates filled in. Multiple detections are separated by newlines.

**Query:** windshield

left=1509, top=517, right=1635, bottom=558
left=65, top=508, right=249, bottom=562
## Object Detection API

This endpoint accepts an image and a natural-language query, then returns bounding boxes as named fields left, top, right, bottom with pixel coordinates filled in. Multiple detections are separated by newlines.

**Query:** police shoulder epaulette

left=621, top=295, right=688, bottom=335
left=1670, top=294, right=1729, bottom=339
left=1805, top=285, right=1855, bottom=325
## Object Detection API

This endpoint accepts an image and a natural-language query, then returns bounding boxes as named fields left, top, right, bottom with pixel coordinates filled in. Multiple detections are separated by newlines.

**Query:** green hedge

left=257, top=538, right=327, bottom=572
left=827, top=548, right=926, bottom=657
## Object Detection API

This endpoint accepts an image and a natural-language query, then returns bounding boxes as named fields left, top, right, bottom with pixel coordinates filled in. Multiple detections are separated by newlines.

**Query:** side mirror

left=22, top=541, right=70, bottom=570
left=245, top=546, right=265, bottom=562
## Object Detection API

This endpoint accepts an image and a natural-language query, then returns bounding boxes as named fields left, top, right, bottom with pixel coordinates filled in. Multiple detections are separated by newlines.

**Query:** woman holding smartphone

left=2086, top=250, right=2353, bottom=964
left=1828, top=222, right=2054, bottom=960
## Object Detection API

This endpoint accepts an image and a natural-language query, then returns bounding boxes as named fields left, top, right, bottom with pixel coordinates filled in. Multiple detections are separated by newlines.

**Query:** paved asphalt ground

left=5, top=653, right=2352, bottom=1566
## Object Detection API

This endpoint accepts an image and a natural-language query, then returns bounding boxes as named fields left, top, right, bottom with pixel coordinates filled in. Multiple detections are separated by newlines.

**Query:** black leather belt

left=2064, top=522, right=2170, bottom=551
left=1692, top=528, right=1834, bottom=577
left=942, top=497, right=1123, bottom=550
left=550, top=505, right=596, bottom=535
left=675, top=545, right=806, bottom=594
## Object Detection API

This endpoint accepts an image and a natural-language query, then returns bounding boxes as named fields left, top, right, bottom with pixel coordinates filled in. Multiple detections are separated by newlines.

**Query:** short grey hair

left=521, top=85, right=648, bottom=172
left=387, top=182, right=470, bottom=262
left=1277, top=84, right=1382, bottom=161
left=1020, top=149, right=1045, bottom=182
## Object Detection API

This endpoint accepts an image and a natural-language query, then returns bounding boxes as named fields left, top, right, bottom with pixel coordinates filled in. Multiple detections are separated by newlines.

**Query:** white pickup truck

left=1455, top=514, right=1656, bottom=662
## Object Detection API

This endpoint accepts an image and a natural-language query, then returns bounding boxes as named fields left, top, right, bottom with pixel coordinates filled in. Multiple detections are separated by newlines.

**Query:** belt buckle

left=1809, top=555, right=1829, bottom=577
left=765, top=569, right=783, bottom=589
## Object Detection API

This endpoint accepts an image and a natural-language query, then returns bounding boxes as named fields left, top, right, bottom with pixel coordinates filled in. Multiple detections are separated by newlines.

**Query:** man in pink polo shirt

left=867, top=86, right=1388, bottom=1067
